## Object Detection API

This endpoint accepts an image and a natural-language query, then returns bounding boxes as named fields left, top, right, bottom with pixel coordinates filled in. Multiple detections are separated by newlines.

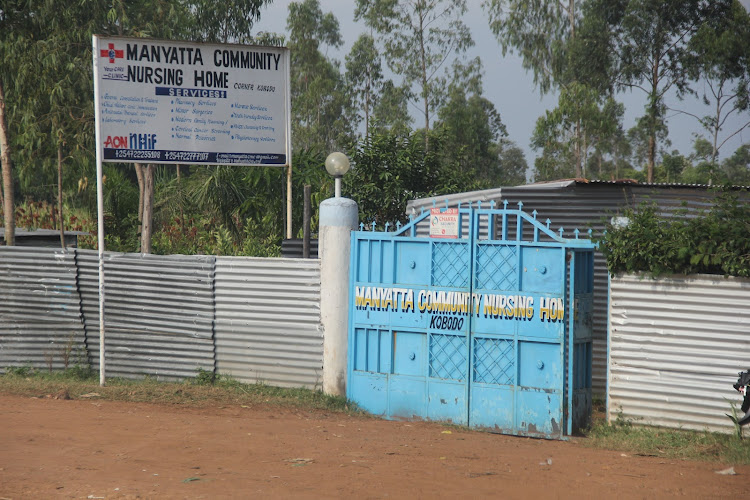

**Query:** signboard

left=429, top=208, right=459, bottom=238
left=93, top=36, right=290, bottom=166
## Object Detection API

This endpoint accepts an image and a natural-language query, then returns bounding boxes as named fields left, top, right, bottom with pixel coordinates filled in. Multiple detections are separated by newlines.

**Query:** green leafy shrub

left=600, top=189, right=750, bottom=277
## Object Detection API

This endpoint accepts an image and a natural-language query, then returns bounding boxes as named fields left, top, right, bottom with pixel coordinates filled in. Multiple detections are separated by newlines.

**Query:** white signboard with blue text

left=93, top=36, right=290, bottom=166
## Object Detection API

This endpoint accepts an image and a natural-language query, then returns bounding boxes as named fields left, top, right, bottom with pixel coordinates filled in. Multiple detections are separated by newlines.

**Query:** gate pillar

left=320, top=197, right=358, bottom=396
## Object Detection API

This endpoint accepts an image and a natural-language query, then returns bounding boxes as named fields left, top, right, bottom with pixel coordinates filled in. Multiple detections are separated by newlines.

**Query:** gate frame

left=347, top=200, right=595, bottom=439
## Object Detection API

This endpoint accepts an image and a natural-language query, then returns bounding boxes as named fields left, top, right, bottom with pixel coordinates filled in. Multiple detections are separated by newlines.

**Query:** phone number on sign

left=113, top=150, right=160, bottom=160
left=164, top=151, right=210, bottom=162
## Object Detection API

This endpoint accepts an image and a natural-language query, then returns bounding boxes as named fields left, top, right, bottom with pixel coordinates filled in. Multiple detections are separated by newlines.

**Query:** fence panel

left=0, top=247, right=86, bottom=373
left=76, top=250, right=216, bottom=380
left=609, top=273, right=750, bottom=432
left=214, top=257, right=322, bottom=388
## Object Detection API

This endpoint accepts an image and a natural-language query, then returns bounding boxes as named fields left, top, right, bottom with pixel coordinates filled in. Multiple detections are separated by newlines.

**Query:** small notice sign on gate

left=430, top=208, right=458, bottom=238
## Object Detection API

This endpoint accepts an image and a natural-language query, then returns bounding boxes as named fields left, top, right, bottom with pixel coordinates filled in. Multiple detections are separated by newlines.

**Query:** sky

left=253, top=1, right=750, bottom=172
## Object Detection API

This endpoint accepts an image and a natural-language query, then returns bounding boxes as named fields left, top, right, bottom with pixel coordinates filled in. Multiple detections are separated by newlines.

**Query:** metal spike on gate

left=432, top=200, right=437, bottom=208
left=409, top=213, right=414, bottom=222
left=385, top=222, right=390, bottom=232
left=517, top=201, right=523, bottom=210
left=396, top=221, right=402, bottom=230
left=477, top=200, right=482, bottom=209
left=490, top=200, right=496, bottom=209
left=359, top=223, right=364, bottom=231
left=503, top=200, right=508, bottom=209
left=574, top=228, right=580, bottom=239
left=546, top=219, right=551, bottom=229
left=457, top=202, right=461, bottom=210
left=445, top=199, right=450, bottom=209
left=588, top=229, right=593, bottom=238
left=532, top=209, right=538, bottom=219
left=371, top=221, right=376, bottom=231
left=558, top=227, right=564, bottom=237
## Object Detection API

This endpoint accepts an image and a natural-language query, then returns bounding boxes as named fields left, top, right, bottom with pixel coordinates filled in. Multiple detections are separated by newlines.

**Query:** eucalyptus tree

left=345, top=34, right=383, bottom=138
left=370, top=80, right=414, bottom=136
left=484, top=0, right=617, bottom=179
left=435, top=83, right=527, bottom=186
left=684, top=0, right=750, bottom=168
left=355, top=0, right=474, bottom=150
left=598, top=0, right=732, bottom=182
left=287, top=0, right=351, bottom=151
left=0, top=0, right=114, bottom=245
left=188, top=0, right=273, bottom=43
left=0, top=3, right=28, bottom=244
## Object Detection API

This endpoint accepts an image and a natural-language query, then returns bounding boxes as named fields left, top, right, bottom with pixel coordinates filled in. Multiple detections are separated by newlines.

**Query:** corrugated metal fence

left=609, top=273, right=750, bottom=432
left=0, top=247, right=322, bottom=388
left=214, top=257, right=322, bottom=388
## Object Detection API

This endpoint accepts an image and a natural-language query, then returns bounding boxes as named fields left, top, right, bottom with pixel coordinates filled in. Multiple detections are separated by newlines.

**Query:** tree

left=485, top=0, right=617, bottom=178
left=287, top=0, right=351, bottom=151
left=355, top=0, right=474, bottom=150
left=484, top=0, right=582, bottom=94
left=436, top=84, right=521, bottom=185
left=683, top=0, right=750, bottom=167
left=345, top=129, right=482, bottom=225
left=531, top=83, right=624, bottom=180
left=0, top=81, right=13, bottom=245
left=601, top=0, right=732, bottom=182
left=345, top=34, right=383, bottom=138
left=720, top=144, right=750, bottom=185
left=0, top=1, right=38, bottom=245
left=370, top=80, right=413, bottom=136
left=189, top=0, right=273, bottom=43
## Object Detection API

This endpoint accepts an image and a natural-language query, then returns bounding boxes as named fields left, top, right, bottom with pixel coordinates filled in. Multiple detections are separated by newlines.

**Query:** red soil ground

left=0, top=393, right=745, bottom=499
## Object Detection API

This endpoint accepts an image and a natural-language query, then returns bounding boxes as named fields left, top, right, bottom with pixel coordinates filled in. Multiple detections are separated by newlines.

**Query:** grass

left=2, top=368, right=750, bottom=465
left=581, top=400, right=750, bottom=465
left=0, top=365, right=360, bottom=415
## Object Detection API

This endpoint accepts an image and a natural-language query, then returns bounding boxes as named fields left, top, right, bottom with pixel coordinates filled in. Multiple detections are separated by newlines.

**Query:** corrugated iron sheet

left=609, top=273, right=750, bottom=432
left=0, top=247, right=86, bottom=373
left=214, top=257, right=322, bottom=389
left=407, top=182, right=742, bottom=396
left=75, top=250, right=216, bottom=380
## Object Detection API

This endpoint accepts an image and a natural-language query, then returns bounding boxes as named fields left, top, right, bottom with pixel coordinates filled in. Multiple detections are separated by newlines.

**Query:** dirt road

left=0, top=394, right=743, bottom=499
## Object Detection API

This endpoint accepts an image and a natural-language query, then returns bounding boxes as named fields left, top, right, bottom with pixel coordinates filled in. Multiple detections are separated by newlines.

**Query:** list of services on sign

left=93, top=36, right=289, bottom=166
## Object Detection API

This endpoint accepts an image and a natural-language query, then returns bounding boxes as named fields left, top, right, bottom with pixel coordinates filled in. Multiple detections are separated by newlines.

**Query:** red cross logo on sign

left=100, top=42, right=124, bottom=63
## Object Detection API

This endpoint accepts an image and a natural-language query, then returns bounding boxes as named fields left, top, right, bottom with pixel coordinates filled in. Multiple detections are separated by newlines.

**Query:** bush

left=600, top=189, right=750, bottom=277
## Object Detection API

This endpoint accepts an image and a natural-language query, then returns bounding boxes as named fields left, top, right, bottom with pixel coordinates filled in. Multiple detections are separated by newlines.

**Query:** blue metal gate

left=347, top=201, right=595, bottom=439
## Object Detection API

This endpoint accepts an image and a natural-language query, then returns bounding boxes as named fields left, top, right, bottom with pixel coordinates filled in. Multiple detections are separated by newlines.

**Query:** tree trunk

left=574, top=120, right=582, bottom=177
left=0, top=80, right=14, bottom=246
left=647, top=55, right=659, bottom=184
left=418, top=8, right=430, bottom=151
left=58, top=143, right=65, bottom=248
left=647, top=135, right=655, bottom=183
left=140, top=164, right=154, bottom=254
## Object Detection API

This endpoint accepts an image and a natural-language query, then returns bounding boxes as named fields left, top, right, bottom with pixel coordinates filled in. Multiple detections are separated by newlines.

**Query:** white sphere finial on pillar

left=325, top=152, right=350, bottom=198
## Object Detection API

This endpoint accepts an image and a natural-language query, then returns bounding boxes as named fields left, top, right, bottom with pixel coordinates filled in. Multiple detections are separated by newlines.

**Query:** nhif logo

left=100, top=42, right=124, bottom=64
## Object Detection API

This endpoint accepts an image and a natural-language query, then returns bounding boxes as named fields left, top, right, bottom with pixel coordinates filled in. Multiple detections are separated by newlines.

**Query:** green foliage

left=345, top=128, right=484, bottom=225
left=287, top=0, right=352, bottom=151
left=599, top=190, right=750, bottom=277
left=194, top=368, right=217, bottom=385
left=436, top=86, right=513, bottom=184
left=345, top=34, right=383, bottom=137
